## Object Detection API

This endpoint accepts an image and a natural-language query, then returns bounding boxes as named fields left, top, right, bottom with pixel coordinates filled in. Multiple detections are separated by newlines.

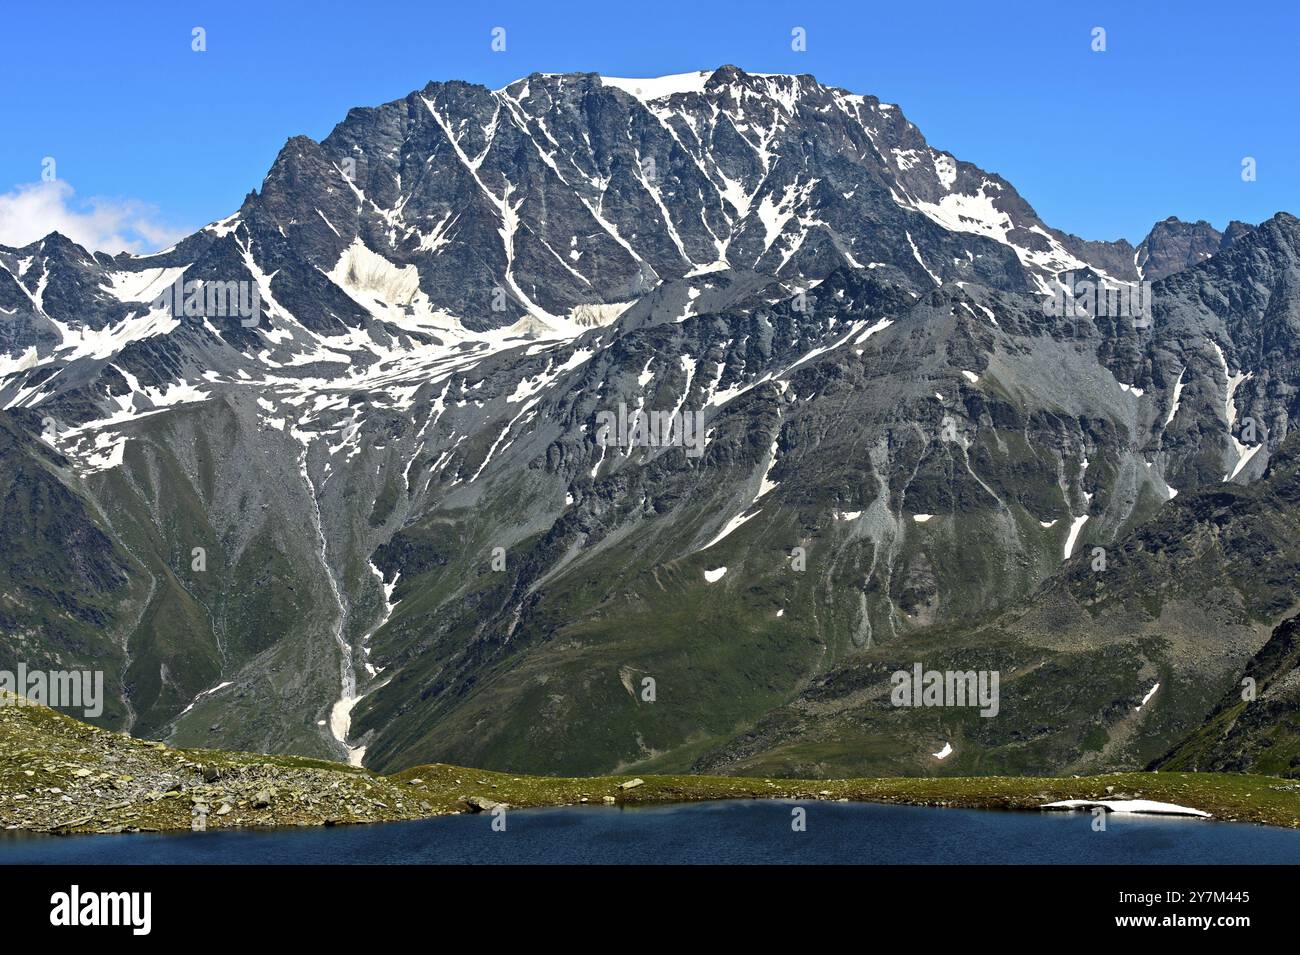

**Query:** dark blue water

left=2, top=800, right=1298, bottom=864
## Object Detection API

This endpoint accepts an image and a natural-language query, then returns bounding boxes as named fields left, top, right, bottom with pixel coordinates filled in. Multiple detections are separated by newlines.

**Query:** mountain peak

left=1136, top=216, right=1226, bottom=281
left=705, top=63, right=753, bottom=86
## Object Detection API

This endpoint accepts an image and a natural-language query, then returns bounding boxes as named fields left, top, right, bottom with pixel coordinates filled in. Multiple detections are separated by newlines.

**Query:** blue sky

left=1, top=0, right=1295, bottom=251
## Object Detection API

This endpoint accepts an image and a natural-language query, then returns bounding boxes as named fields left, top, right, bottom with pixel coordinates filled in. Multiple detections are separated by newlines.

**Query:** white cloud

left=0, top=180, right=190, bottom=255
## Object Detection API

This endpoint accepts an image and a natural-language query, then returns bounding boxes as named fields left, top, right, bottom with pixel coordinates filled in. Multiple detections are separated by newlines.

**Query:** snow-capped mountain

left=1, top=66, right=1296, bottom=777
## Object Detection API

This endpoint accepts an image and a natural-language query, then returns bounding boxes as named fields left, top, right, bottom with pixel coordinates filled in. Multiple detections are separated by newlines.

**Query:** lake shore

left=4, top=696, right=1299, bottom=836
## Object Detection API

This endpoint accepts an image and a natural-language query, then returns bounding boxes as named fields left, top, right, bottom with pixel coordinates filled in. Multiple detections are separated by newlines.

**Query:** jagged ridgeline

left=0, top=67, right=1295, bottom=777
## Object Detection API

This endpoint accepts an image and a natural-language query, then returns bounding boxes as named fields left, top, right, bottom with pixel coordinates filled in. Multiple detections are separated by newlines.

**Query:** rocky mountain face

left=1134, top=216, right=1254, bottom=282
left=0, top=66, right=1293, bottom=777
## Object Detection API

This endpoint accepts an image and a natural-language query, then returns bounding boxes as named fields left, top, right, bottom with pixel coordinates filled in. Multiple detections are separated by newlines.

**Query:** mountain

left=1134, top=216, right=1254, bottom=282
left=0, top=66, right=1294, bottom=777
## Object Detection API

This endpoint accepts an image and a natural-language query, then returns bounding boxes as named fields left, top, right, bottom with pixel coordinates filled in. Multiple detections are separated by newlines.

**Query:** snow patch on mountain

left=1063, top=514, right=1089, bottom=559
left=1164, top=367, right=1186, bottom=427
left=329, top=238, right=421, bottom=310
left=1211, top=339, right=1258, bottom=480
left=100, top=265, right=187, bottom=303
left=600, top=72, right=713, bottom=101
left=48, top=304, right=179, bottom=363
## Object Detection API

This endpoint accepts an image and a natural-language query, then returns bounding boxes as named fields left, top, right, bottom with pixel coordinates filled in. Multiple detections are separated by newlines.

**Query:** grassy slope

left=1156, top=613, right=1300, bottom=775
left=3, top=697, right=1298, bottom=835
left=0, top=414, right=138, bottom=729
